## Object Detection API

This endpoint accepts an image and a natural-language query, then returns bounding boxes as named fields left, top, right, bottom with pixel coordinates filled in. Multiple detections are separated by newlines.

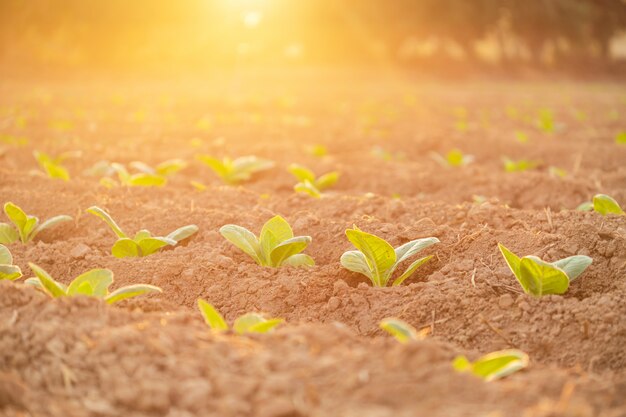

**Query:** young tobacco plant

left=0, top=202, right=72, bottom=245
left=503, top=157, right=539, bottom=172
left=110, top=163, right=167, bottom=187
left=26, top=263, right=161, bottom=303
left=379, top=318, right=428, bottom=343
left=196, top=155, right=274, bottom=184
left=498, top=243, right=592, bottom=297
left=0, top=244, right=22, bottom=280
left=430, top=149, right=474, bottom=168
left=453, top=349, right=529, bottom=381
left=198, top=299, right=284, bottom=334
left=129, top=159, right=188, bottom=177
left=340, top=226, right=439, bottom=287
left=33, top=150, right=78, bottom=181
left=220, top=215, right=314, bottom=267
left=288, top=163, right=339, bottom=198
left=87, top=206, right=198, bottom=258
left=592, top=194, right=624, bottom=215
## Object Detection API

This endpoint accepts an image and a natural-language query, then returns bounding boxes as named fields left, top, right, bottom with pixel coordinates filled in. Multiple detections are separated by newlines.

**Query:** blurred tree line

left=0, top=0, right=624, bottom=72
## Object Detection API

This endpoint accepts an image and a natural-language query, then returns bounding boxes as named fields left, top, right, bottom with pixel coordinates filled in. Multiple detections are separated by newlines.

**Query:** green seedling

left=576, top=201, right=593, bottom=211
left=33, top=150, right=79, bottom=181
left=340, top=226, right=439, bottom=287
left=220, top=215, right=314, bottom=267
left=129, top=159, right=188, bottom=177
left=87, top=206, right=198, bottom=258
left=0, top=202, right=72, bottom=245
left=503, top=157, right=539, bottom=172
left=614, top=131, right=626, bottom=145
left=498, top=243, right=592, bottom=297
left=0, top=244, right=22, bottom=280
left=380, top=318, right=428, bottom=343
left=514, top=131, right=529, bottom=143
left=592, top=194, right=624, bottom=215
left=196, top=155, right=274, bottom=184
left=537, top=109, right=555, bottom=133
left=306, top=144, right=328, bottom=157
left=198, top=299, right=284, bottom=334
left=0, top=134, right=28, bottom=146
left=453, top=349, right=529, bottom=381
left=25, top=263, right=161, bottom=303
left=289, top=163, right=339, bottom=198
left=111, top=163, right=167, bottom=187
left=430, top=149, right=474, bottom=167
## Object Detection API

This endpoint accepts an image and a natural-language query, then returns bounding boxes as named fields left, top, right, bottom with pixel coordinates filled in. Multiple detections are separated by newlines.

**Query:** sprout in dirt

left=537, top=109, right=555, bottom=133
left=514, top=131, right=529, bottom=143
left=34, top=150, right=80, bottom=181
left=109, top=162, right=167, bottom=187
left=198, top=299, right=284, bottom=334
left=615, top=131, right=626, bottom=145
left=87, top=206, right=198, bottom=258
left=340, top=225, right=439, bottom=287
left=288, top=163, right=339, bottom=198
left=430, top=149, right=474, bottom=168
left=220, top=215, right=314, bottom=267
left=0, top=202, right=72, bottom=245
left=502, top=157, right=539, bottom=172
left=129, top=159, right=187, bottom=177
left=196, top=155, right=274, bottom=184
left=380, top=318, right=428, bottom=343
left=306, top=144, right=328, bottom=157
left=25, top=263, right=161, bottom=303
left=592, top=194, right=624, bottom=216
left=453, top=349, right=529, bottom=381
left=498, top=243, right=592, bottom=297
left=0, top=244, right=22, bottom=280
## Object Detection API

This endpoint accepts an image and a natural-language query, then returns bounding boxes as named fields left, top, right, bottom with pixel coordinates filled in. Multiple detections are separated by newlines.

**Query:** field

left=1, top=74, right=626, bottom=417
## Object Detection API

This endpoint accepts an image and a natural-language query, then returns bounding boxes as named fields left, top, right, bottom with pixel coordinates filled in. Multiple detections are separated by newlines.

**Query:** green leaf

left=392, top=255, right=433, bottom=286
left=552, top=255, right=592, bottom=282
left=112, top=238, right=140, bottom=258
left=455, top=349, right=529, bottom=382
left=137, top=237, right=176, bottom=256
left=379, top=318, right=419, bottom=343
left=269, top=236, right=312, bottom=267
left=229, top=156, right=274, bottom=183
left=219, top=224, right=263, bottom=265
left=315, top=172, right=339, bottom=190
left=133, top=229, right=152, bottom=241
left=67, top=269, right=113, bottom=297
left=288, top=164, right=316, bottom=183
left=0, top=264, right=22, bottom=280
left=105, top=284, right=162, bottom=304
left=166, top=225, right=199, bottom=243
left=87, top=206, right=127, bottom=238
left=345, top=227, right=396, bottom=286
left=129, top=161, right=154, bottom=174
left=0, top=244, right=13, bottom=264
left=0, top=223, right=18, bottom=244
left=233, top=313, right=283, bottom=334
left=156, top=159, right=187, bottom=176
left=281, top=253, right=315, bottom=267
left=520, top=256, right=570, bottom=296
left=340, top=250, right=374, bottom=281
left=615, top=131, right=626, bottom=145
left=27, top=263, right=66, bottom=297
left=294, top=180, right=322, bottom=198
left=247, top=318, right=284, bottom=334
left=126, top=173, right=167, bottom=187
left=593, top=194, right=624, bottom=215
left=29, top=215, right=72, bottom=242
left=197, top=299, right=229, bottom=331
left=498, top=243, right=523, bottom=288
left=41, top=161, right=70, bottom=181
left=576, top=201, right=593, bottom=211
left=260, top=215, right=294, bottom=262
left=4, top=202, right=38, bottom=243
left=196, top=155, right=230, bottom=179
left=390, top=237, right=440, bottom=277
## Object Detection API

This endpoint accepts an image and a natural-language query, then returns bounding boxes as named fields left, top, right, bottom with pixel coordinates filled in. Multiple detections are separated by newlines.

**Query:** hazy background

left=1, top=0, right=625, bottom=77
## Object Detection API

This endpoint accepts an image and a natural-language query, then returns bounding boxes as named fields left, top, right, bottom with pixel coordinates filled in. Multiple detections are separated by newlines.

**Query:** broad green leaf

left=552, top=255, right=592, bottom=282
left=27, top=263, right=66, bottom=297
left=127, top=173, right=166, bottom=187
left=111, top=162, right=131, bottom=183
left=446, top=149, right=465, bottom=167
left=197, top=299, right=229, bottom=331
left=0, top=223, right=18, bottom=244
left=0, top=244, right=13, bottom=264
left=498, top=243, right=523, bottom=288
left=87, top=206, right=127, bottom=238
left=380, top=318, right=419, bottom=343
left=29, top=215, right=72, bottom=242
left=452, top=356, right=472, bottom=372
left=137, top=237, right=176, bottom=256
left=576, top=201, right=593, bottom=211
left=67, top=269, right=113, bottom=297
left=196, top=155, right=230, bottom=178
left=270, top=236, right=312, bottom=266
left=41, top=161, right=70, bottom=181
left=593, top=194, right=624, bottom=215
left=315, top=172, right=339, bottom=190
left=288, top=164, right=316, bottom=183
left=156, top=159, right=187, bottom=176
left=520, top=256, right=569, bottom=296
left=219, top=224, right=262, bottom=265
left=229, top=156, right=274, bottom=182
left=615, top=131, right=626, bottom=145
left=456, top=349, right=529, bottom=382
left=392, top=255, right=433, bottom=286
left=22, top=217, right=38, bottom=243
left=345, top=227, right=396, bottom=286
left=0, top=264, right=22, bottom=280
left=281, top=253, right=315, bottom=267
left=4, top=202, right=35, bottom=242
left=112, top=238, right=140, bottom=258
left=390, top=237, right=440, bottom=277
left=260, top=216, right=294, bottom=260
left=105, top=284, right=162, bottom=304
left=246, top=318, right=284, bottom=334
left=166, top=225, right=199, bottom=243
left=133, top=229, right=152, bottom=241
left=294, top=181, right=322, bottom=198
left=340, top=250, right=374, bottom=280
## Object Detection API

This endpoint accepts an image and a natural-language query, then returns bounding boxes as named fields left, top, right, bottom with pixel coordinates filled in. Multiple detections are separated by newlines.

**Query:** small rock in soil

left=70, top=243, right=91, bottom=259
left=498, top=294, right=514, bottom=309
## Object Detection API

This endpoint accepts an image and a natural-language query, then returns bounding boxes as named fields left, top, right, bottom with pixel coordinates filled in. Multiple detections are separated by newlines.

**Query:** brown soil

left=1, top=75, right=625, bottom=416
